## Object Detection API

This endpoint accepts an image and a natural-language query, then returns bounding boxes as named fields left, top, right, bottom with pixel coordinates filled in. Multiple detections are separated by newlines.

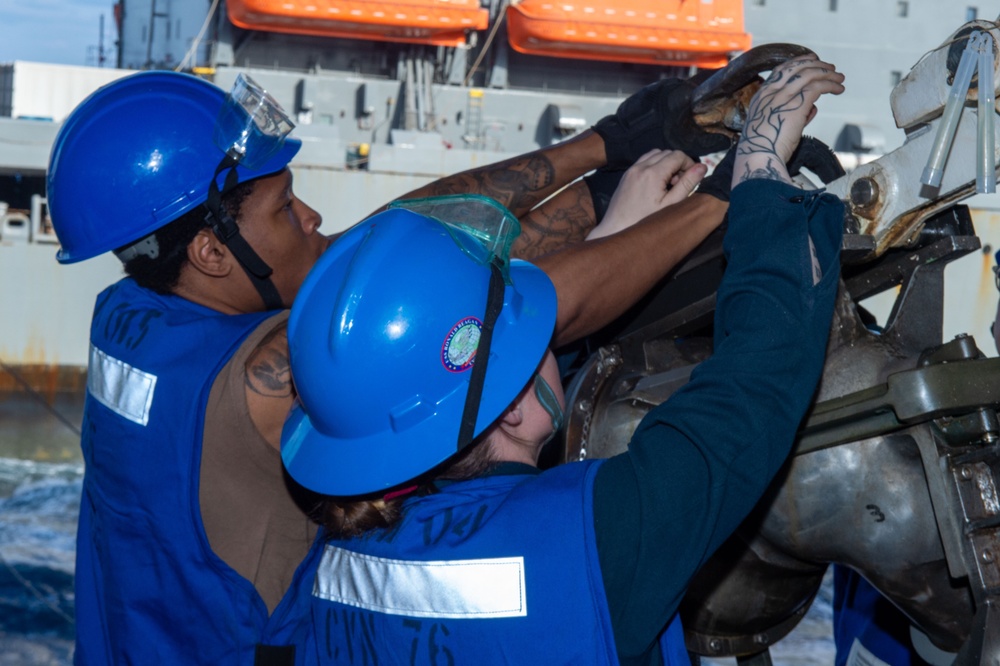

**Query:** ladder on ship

left=464, top=89, right=485, bottom=149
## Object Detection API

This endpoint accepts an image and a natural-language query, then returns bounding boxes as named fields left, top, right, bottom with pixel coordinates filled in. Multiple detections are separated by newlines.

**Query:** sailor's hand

left=587, top=149, right=706, bottom=240
left=695, top=142, right=738, bottom=202
left=733, top=56, right=845, bottom=187
left=593, top=78, right=732, bottom=169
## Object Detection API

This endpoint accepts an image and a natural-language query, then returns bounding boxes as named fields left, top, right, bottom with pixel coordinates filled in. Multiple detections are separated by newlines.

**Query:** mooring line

left=0, top=547, right=74, bottom=625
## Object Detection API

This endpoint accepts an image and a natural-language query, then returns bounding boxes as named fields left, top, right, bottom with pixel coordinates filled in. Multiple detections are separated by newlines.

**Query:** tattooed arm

left=385, top=130, right=607, bottom=258
left=511, top=180, right=596, bottom=260
left=733, top=55, right=845, bottom=187
left=368, top=130, right=607, bottom=230
left=514, top=149, right=705, bottom=259
left=244, top=322, right=295, bottom=450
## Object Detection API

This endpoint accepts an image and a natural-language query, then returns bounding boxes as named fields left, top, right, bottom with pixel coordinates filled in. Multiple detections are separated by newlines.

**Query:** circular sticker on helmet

left=442, top=317, right=482, bottom=372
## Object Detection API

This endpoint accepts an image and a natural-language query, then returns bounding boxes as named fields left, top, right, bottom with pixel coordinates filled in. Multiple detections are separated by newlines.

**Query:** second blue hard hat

left=281, top=205, right=557, bottom=496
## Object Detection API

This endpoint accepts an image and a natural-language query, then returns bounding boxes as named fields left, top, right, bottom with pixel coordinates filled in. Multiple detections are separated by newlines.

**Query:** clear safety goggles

left=213, top=73, right=294, bottom=170
left=389, top=194, right=521, bottom=284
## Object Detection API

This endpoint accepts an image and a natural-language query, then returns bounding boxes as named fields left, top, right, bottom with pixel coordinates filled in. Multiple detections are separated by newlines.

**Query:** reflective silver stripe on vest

left=87, top=344, right=157, bottom=426
left=314, top=545, right=527, bottom=619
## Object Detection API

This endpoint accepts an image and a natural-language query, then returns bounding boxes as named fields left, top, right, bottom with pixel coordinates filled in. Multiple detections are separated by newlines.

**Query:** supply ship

left=0, top=0, right=994, bottom=390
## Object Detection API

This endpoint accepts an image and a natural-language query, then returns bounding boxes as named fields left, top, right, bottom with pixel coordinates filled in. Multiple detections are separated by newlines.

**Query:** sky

left=0, top=0, right=116, bottom=66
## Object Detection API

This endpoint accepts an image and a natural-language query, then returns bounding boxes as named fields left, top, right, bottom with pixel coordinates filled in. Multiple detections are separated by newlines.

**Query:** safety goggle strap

left=204, top=156, right=284, bottom=311
left=456, top=258, right=505, bottom=451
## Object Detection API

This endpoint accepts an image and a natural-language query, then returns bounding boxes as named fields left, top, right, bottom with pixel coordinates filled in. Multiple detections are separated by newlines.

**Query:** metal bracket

left=797, top=338, right=1000, bottom=455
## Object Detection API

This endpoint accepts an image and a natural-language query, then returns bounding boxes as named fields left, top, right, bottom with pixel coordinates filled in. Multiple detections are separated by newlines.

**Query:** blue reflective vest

left=309, top=461, right=689, bottom=665
left=76, top=278, right=322, bottom=665
left=833, top=567, right=931, bottom=666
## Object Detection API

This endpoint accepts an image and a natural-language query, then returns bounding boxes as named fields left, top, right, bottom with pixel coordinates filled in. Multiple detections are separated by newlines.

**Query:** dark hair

left=119, top=180, right=256, bottom=294
left=320, top=437, right=500, bottom=540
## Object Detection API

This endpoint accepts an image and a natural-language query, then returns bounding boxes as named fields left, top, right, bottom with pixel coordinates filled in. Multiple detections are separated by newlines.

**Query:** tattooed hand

left=733, top=55, right=845, bottom=187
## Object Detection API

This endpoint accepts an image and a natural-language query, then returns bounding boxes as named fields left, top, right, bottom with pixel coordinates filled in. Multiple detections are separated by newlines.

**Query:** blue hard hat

left=281, top=207, right=557, bottom=496
left=47, top=70, right=301, bottom=264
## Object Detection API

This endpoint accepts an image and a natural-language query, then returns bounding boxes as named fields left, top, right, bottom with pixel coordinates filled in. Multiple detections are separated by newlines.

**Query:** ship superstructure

left=0, top=0, right=993, bottom=378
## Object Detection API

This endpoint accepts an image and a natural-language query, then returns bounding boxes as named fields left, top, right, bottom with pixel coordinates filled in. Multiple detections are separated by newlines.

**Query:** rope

left=0, top=548, right=74, bottom=625
left=909, top=19, right=1000, bottom=71
left=176, top=0, right=222, bottom=71
left=462, top=0, right=511, bottom=88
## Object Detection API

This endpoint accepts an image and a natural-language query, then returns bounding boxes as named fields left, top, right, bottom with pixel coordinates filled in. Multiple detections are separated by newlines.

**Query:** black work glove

left=787, top=136, right=846, bottom=184
left=695, top=142, right=738, bottom=202
left=592, top=78, right=732, bottom=168
left=583, top=167, right=626, bottom=224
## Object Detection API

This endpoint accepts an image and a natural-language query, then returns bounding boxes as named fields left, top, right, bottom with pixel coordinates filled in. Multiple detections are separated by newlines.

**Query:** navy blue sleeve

left=592, top=179, right=844, bottom=665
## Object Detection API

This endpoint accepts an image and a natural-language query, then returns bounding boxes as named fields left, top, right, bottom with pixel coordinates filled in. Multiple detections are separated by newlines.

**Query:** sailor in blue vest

left=45, top=65, right=746, bottom=663
left=281, top=55, right=845, bottom=666
left=46, top=71, right=331, bottom=665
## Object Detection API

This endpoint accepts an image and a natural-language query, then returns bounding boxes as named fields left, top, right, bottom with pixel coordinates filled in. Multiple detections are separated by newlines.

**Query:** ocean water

left=0, top=391, right=81, bottom=665
left=0, top=389, right=835, bottom=665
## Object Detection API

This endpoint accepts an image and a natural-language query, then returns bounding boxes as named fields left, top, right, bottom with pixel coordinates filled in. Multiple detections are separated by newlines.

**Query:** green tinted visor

left=389, top=195, right=522, bottom=284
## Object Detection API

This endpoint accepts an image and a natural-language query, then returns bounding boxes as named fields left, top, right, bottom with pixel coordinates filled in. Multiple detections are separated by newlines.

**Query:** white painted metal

left=0, top=243, right=122, bottom=366
left=0, top=61, right=132, bottom=122
left=2, top=0, right=999, bottom=370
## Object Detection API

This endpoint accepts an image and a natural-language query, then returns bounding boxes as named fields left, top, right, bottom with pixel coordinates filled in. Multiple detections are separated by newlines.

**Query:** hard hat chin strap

left=204, top=155, right=285, bottom=311
left=456, top=258, right=505, bottom=451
